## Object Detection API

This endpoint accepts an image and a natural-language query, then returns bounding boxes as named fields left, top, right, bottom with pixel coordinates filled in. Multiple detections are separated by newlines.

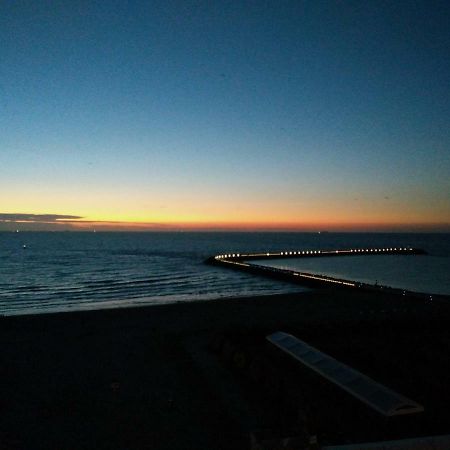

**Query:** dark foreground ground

left=1, top=288, right=450, bottom=449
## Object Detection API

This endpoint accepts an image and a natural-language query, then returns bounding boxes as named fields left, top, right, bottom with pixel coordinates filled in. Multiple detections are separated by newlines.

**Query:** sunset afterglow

left=1, top=2, right=449, bottom=232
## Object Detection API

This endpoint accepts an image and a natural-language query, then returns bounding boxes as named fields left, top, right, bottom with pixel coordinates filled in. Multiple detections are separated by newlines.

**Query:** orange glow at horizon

left=2, top=187, right=449, bottom=232
left=68, top=218, right=449, bottom=232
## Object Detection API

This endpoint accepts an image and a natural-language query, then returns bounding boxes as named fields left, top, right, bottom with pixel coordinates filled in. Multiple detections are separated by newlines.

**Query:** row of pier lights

left=215, top=247, right=414, bottom=260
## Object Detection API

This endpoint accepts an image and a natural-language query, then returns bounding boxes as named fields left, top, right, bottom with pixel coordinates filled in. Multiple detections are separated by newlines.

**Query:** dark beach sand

left=1, top=289, right=450, bottom=449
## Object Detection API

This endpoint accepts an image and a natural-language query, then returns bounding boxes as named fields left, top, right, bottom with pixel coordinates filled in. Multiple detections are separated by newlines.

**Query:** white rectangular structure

left=267, top=331, right=424, bottom=417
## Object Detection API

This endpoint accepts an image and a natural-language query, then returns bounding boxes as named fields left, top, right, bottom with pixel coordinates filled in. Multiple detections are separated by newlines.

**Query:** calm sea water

left=0, top=232, right=448, bottom=315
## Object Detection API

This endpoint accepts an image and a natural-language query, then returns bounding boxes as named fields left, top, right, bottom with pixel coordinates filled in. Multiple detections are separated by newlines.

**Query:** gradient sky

left=1, top=1, right=449, bottom=231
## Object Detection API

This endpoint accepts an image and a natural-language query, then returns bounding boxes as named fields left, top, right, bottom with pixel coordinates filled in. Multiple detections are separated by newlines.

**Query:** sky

left=1, top=1, right=449, bottom=231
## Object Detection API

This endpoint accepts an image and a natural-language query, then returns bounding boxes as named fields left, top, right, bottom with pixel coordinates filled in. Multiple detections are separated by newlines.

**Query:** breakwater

left=206, top=247, right=442, bottom=300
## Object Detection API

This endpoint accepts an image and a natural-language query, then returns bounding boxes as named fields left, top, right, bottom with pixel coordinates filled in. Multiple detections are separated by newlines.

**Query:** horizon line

left=0, top=213, right=449, bottom=233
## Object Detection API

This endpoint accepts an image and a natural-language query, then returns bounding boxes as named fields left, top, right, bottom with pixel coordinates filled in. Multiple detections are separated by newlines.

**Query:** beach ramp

left=266, top=332, right=423, bottom=417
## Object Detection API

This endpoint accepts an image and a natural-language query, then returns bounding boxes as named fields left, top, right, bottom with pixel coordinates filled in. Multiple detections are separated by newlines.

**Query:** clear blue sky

left=1, top=1, right=449, bottom=230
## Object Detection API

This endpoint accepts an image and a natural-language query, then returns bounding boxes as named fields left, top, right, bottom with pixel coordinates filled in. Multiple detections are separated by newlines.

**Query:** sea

left=0, top=232, right=449, bottom=316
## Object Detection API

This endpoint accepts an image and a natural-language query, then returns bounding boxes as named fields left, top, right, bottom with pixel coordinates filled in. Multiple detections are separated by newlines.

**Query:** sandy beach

left=1, top=288, right=450, bottom=449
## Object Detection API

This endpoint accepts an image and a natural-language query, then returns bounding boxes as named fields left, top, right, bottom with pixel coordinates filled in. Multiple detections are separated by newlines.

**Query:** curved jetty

left=206, top=246, right=436, bottom=299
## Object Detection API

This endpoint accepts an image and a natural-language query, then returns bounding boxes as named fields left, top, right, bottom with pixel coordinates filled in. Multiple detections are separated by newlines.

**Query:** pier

left=206, top=246, right=440, bottom=300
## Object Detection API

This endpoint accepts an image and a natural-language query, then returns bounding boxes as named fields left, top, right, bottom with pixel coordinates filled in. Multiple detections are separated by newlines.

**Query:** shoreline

left=3, top=265, right=449, bottom=318
left=1, top=290, right=316, bottom=324
left=3, top=282, right=448, bottom=320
